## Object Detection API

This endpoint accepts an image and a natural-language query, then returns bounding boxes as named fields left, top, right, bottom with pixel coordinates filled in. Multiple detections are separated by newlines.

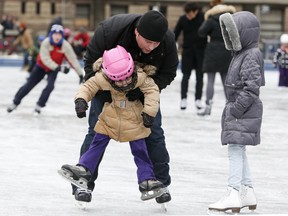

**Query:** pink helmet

left=102, top=45, right=134, bottom=81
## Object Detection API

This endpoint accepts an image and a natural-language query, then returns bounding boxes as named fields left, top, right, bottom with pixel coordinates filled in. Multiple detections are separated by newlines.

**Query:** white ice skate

left=57, top=164, right=91, bottom=191
left=240, top=186, right=257, bottom=211
left=139, top=179, right=164, bottom=201
left=208, top=187, right=241, bottom=214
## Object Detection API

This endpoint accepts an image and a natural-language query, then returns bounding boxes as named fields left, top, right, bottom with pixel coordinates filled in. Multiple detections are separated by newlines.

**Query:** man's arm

left=83, top=27, right=106, bottom=81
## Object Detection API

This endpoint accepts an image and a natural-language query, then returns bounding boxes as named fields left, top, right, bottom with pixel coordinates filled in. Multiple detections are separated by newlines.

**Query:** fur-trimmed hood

left=219, top=11, right=260, bottom=51
left=204, top=4, right=236, bottom=20
left=92, top=57, right=157, bottom=77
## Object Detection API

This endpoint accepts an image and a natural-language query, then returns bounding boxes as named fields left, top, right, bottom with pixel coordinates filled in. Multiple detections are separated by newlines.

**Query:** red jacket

left=73, top=32, right=90, bottom=47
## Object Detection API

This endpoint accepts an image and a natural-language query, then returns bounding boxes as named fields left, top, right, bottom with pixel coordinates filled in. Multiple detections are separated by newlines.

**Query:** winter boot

left=155, top=187, right=171, bottom=203
left=139, top=179, right=164, bottom=201
left=208, top=187, right=241, bottom=213
left=241, top=186, right=257, bottom=211
left=180, top=98, right=187, bottom=110
left=195, top=99, right=204, bottom=110
left=58, top=164, right=91, bottom=189
left=7, top=103, right=18, bottom=113
left=197, top=100, right=212, bottom=116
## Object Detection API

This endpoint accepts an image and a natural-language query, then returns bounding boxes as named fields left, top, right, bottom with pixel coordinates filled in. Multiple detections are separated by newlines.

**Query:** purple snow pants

left=78, top=133, right=155, bottom=184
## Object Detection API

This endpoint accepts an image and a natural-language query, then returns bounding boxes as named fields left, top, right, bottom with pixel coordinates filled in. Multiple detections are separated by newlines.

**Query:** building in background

left=0, top=0, right=287, bottom=59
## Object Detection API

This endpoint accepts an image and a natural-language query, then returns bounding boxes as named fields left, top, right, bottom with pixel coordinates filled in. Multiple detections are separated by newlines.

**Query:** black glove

left=142, top=112, right=155, bottom=128
left=54, top=66, right=61, bottom=72
left=62, top=66, right=70, bottom=74
left=75, top=98, right=88, bottom=118
left=126, top=88, right=143, bottom=102
left=79, top=75, right=84, bottom=84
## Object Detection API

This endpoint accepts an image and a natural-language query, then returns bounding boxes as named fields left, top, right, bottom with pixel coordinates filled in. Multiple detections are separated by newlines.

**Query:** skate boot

left=139, top=179, right=164, bottom=201
left=74, top=187, right=92, bottom=210
left=58, top=164, right=91, bottom=189
left=156, top=187, right=171, bottom=212
left=155, top=187, right=171, bottom=203
left=208, top=187, right=241, bottom=214
left=7, top=103, right=18, bottom=113
left=197, top=100, right=212, bottom=116
left=180, top=98, right=187, bottom=110
left=34, top=104, right=42, bottom=115
left=195, top=99, right=204, bottom=110
left=74, top=187, right=92, bottom=202
left=241, top=185, right=257, bottom=211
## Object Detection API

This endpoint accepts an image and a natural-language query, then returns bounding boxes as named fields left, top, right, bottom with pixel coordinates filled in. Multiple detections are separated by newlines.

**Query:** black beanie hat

left=137, top=10, right=168, bottom=42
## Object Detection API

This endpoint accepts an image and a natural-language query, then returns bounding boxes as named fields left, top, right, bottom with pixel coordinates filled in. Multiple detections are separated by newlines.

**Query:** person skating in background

left=174, top=2, right=207, bottom=110
left=7, top=24, right=83, bottom=114
left=58, top=45, right=164, bottom=205
left=197, top=0, right=236, bottom=116
left=8, top=22, right=34, bottom=71
left=272, top=33, right=288, bottom=87
left=72, top=27, right=90, bottom=59
left=208, top=11, right=265, bottom=214
left=73, top=10, right=178, bottom=206
left=27, top=34, right=46, bottom=73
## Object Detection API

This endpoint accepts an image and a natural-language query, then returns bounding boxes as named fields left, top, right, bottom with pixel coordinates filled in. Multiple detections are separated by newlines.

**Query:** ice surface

left=0, top=67, right=287, bottom=215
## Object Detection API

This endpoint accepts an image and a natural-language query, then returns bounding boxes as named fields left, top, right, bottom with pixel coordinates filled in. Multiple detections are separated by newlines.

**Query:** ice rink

left=0, top=66, right=287, bottom=216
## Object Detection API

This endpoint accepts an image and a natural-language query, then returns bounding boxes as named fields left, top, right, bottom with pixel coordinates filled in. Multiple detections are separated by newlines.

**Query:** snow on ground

left=0, top=66, right=287, bottom=216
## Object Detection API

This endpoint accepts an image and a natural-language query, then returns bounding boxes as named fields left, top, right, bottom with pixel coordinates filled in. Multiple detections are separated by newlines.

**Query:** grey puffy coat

left=219, top=11, right=265, bottom=145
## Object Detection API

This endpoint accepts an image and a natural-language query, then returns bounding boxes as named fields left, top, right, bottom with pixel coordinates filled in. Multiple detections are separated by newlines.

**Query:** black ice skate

left=58, top=164, right=91, bottom=190
left=73, top=188, right=92, bottom=210
left=155, top=187, right=171, bottom=212
left=139, top=179, right=164, bottom=201
left=155, top=186, right=171, bottom=203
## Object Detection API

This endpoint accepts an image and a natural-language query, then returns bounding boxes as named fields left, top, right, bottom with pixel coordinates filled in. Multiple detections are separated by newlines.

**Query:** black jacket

left=84, top=14, right=179, bottom=91
left=174, top=12, right=207, bottom=49
left=198, top=13, right=232, bottom=74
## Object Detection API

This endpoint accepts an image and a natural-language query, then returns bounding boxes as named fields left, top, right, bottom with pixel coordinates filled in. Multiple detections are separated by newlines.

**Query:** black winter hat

left=137, top=10, right=168, bottom=42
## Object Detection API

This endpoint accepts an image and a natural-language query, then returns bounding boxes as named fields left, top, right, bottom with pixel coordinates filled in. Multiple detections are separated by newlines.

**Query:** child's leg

left=78, top=133, right=110, bottom=174
left=129, top=138, right=155, bottom=183
left=241, top=146, right=253, bottom=187
left=228, top=144, right=245, bottom=191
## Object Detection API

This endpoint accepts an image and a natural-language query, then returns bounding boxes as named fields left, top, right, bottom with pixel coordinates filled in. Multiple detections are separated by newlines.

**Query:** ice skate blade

left=141, top=188, right=164, bottom=201
left=207, top=209, right=240, bottom=215
left=57, top=169, right=90, bottom=191
left=160, top=203, right=167, bottom=212
left=75, top=200, right=88, bottom=210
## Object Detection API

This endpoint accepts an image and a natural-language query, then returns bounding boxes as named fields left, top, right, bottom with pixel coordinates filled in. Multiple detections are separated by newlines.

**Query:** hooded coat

left=219, top=11, right=265, bottom=145
left=75, top=59, right=159, bottom=142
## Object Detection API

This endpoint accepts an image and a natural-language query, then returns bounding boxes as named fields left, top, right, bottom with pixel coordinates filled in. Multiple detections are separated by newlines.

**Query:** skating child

left=273, top=33, right=288, bottom=87
left=58, top=45, right=164, bottom=202
left=208, top=11, right=265, bottom=214
left=7, top=24, right=83, bottom=114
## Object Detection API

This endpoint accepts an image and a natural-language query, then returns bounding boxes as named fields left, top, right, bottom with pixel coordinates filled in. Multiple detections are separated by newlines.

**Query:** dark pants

left=79, top=95, right=171, bottom=191
left=79, top=133, right=155, bottom=184
left=181, top=47, right=205, bottom=100
left=13, top=65, right=58, bottom=107
left=279, top=67, right=288, bottom=87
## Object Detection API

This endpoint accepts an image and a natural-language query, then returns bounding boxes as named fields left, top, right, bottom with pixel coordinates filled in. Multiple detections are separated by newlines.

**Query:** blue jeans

left=228, top=144, right=253, bottom=190
left=79, top=95, right=171, bottom=191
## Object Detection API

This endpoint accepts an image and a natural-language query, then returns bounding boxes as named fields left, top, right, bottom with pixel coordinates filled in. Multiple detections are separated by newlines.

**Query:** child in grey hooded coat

left=208, top=11, right=265, bottom=214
